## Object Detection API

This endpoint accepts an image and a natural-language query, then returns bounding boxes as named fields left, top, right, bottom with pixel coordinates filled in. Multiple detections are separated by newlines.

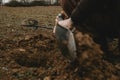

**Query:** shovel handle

left=57, top=13, right=64, bottom=21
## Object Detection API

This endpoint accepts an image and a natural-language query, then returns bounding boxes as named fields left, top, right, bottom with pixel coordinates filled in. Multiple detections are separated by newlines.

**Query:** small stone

left=63, top=75, right=67, bottom=79
left=25, top=35, right=31, bottom=40
left=12, top=69, right=18, bottom=73
left=18, top=48, right=26, bottom=52
left=74, top=68, right=78, bottom=72
left=2, top=67, right=8, bottom=71
left=38, top=78, right=41, bottom=80
left=43, top=76, right=51, bottom=80
left=115, top=64, right=120, bottom=70
left=7, top=24, right=12, bottom=27
left=11, top=29, right=15, bottom=32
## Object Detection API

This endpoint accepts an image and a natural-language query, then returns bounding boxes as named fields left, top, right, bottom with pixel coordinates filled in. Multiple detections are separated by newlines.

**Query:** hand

left=53, top=12, right=65, bottom=34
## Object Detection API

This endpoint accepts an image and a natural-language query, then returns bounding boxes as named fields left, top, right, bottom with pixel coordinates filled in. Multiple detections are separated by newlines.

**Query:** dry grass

left=0, top=6, right=62, bottom=39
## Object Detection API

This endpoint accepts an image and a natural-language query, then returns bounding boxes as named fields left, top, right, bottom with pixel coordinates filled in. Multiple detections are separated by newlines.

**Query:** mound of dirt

left=0, top=29, right=120, bottom=80
left=74, top=31, right=120, bottom=80
left=10, top=33, right=56, bottom=67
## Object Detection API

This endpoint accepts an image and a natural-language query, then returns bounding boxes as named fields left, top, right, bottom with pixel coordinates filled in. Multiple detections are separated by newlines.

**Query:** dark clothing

left=61, top=0, right=120, bottom=36
left=60, top=0, right=120, bottom=52
left=70, top=0, right=120, bottom=37
left=60, top=0, right=80, bottom=17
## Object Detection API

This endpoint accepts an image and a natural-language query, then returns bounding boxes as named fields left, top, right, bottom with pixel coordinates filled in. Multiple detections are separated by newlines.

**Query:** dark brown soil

left=0, top=28, right=120, bottom=80
left=0, top=6, right=120, bottom=80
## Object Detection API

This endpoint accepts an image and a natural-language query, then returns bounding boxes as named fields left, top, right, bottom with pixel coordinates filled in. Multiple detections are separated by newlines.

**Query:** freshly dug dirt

left=0, top=6, right=120, bottom=80
left=0, top=28, right=120, bottom=80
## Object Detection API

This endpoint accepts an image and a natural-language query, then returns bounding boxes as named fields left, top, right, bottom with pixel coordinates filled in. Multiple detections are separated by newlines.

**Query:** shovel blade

left=55, top=25, right=77, bottom=60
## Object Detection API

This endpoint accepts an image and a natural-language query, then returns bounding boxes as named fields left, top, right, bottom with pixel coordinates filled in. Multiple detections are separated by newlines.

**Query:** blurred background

left=0, top=0, right=60, bottom=7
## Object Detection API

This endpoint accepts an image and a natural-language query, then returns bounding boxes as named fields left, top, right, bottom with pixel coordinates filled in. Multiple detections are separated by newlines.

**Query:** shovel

left=53, top=14, right=77, bottom=61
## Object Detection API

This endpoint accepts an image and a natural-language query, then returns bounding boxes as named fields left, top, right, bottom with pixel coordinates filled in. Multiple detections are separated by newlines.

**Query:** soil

left=0, top=6, right=120, bottom=80
left=0, top=27, right=120, bottom=80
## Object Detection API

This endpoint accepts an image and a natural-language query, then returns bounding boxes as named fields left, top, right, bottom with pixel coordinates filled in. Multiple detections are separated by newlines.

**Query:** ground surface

left=0, top=6, right=120, bottom=80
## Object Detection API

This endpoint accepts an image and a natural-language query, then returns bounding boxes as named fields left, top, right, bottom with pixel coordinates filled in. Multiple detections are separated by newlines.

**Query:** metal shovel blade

left=55, top=24, right=77, bottom=60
